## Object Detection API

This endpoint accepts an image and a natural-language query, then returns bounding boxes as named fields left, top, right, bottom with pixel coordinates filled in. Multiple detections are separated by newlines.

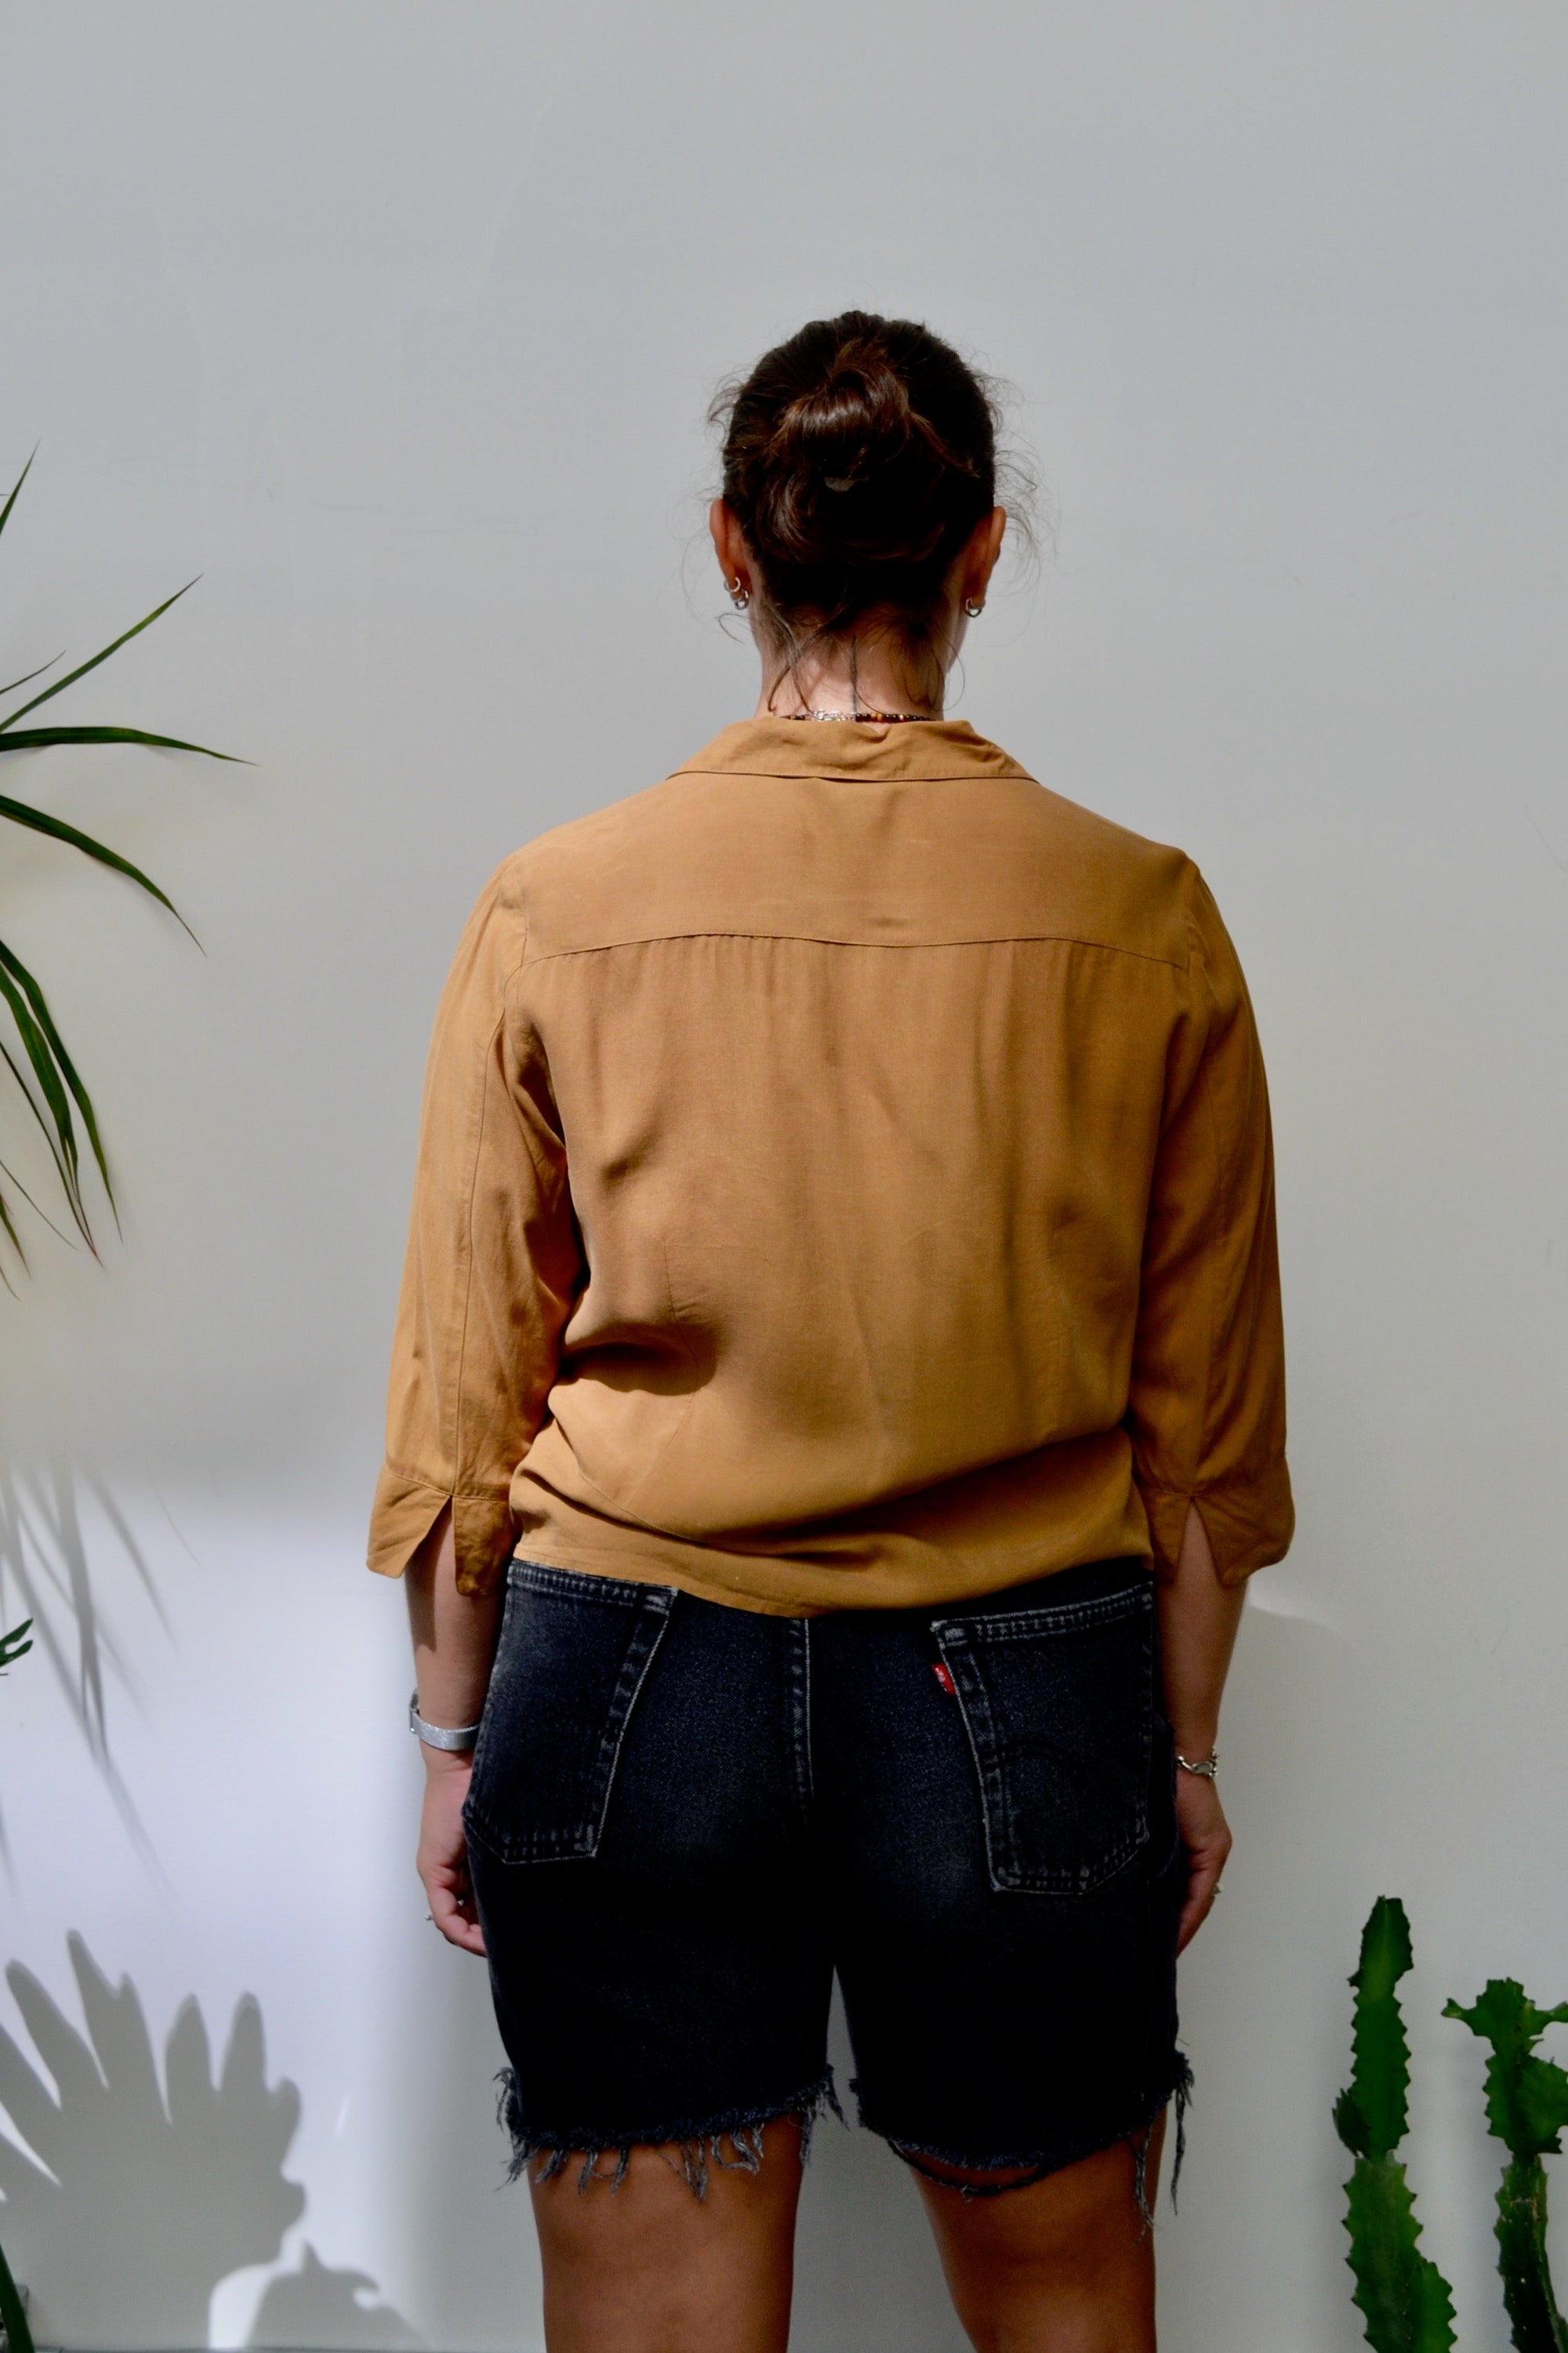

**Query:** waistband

left=833, top=1555, right=1151, bottom=1629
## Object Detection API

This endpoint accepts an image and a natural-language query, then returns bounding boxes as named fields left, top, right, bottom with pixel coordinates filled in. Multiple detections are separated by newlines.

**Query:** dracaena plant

left=0, top=452, right=233, bottom=2350
left=0, top=451, right=236, bottom=1280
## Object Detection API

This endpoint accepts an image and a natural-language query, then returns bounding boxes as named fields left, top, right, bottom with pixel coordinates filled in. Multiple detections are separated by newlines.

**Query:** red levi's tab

left=931, top=1662, right=956, bottom=1697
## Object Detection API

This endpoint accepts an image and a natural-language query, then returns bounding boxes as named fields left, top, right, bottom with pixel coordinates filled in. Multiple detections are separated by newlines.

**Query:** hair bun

left=713, top=310, right=1004, bottom=643
left=752, top=351, right=956, bottom=574
left=771, top=358, right=912, bottom=488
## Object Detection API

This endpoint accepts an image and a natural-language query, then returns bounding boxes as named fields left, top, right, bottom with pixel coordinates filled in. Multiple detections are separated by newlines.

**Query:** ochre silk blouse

left=368, top=718, right=1292, bottom=1614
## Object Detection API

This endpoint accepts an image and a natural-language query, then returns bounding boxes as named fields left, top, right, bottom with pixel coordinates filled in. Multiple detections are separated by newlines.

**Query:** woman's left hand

left=1174, top=1770, right=1231, bottom=1953
left=417, top=1748, right=487, bottom=1955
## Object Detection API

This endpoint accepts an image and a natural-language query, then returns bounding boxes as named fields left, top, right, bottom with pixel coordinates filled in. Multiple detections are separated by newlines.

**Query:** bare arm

left=1155, top=1502, right=1246, bottom=1952
left=406, top=1508, right=504, bottom=1955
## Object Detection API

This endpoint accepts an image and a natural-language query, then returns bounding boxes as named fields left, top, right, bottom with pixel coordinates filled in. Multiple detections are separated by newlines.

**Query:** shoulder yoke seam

left=519, top=930, right=1188, bottom=972
left=670, top=764, right=1036, bottom=785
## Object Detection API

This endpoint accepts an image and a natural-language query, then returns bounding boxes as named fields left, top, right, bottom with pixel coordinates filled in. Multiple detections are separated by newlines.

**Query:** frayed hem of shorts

left=494, top=2068, right=844, bottom=2198
left=867, top=2052, right=1194, bottom=2228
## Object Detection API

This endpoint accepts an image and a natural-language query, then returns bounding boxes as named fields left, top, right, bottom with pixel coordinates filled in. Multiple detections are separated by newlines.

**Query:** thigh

left=815, top=1561, right=1185, bottom=2181
left=915, top=2114, right=1166, bottom=2353
left=466, top=1566, right=835, bottom=2172
left=530, top=2118, right=806, bottom=2353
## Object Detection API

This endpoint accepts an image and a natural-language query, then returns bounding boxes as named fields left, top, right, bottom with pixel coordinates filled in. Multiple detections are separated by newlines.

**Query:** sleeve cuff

left=1138, top=1462, right=1295, bottom=1588
left=366, top=1464, right=518, bottom=1596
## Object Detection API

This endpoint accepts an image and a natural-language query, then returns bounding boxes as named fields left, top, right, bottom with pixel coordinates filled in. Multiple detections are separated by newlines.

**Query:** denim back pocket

left=463, top=1562, right=676, bottom=1866
left=932, top=1581, right=1155, bottom=1896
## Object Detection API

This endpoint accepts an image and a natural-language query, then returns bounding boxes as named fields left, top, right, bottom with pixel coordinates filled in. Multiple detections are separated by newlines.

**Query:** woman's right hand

left=417, top=1748, right=487, bottom=1955
left=1173, top=1768, right=1231, bottom=1954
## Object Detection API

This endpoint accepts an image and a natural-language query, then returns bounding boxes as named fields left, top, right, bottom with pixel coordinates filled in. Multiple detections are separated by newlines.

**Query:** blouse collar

left=675, top=717, right=1029, bottom=785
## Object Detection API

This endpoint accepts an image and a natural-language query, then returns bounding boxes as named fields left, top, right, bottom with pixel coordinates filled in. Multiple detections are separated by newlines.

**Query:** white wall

left=1, top=2, right=1565, bottom=2345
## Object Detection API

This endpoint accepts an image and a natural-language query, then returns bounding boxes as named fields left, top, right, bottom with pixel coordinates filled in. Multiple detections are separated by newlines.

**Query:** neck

left=753, top=634, right=943, bottom=721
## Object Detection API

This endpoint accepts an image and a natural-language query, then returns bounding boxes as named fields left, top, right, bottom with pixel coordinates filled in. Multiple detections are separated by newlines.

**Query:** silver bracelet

left=408, top=1690, right=481, bottom=1752
left=1175, top=1746, right=1219, bottom=1779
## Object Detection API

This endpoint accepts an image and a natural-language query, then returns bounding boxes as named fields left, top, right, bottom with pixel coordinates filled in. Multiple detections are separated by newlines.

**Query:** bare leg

left=529, top=2116, right=805, bottom=2353
left=912, top=2111, right=1167, bottom=2353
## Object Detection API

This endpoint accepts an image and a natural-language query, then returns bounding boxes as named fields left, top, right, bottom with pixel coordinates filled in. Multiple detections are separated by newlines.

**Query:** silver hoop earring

left=962, top=597, right=985, bottom=619
left=729, top=579, right=751, bottom=611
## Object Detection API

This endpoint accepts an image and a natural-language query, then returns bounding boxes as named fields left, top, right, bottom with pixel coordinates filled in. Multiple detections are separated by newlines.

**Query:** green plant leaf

left=0, top=722, right=241, bottom=761
left=0, top=942, right=118, bottom=1253
left=0, top=654, right=62, bottom=698
left=0, top=1136, right=75, bottom=1278
left=0, top=965, right=86, bottom=1218
left=1343, top=2158, right=1457, bottom=2353
left=0, top=791, right=194, bottom=935
left=1338, top=1897, right=1416, bottom=2161
left=0, top=1185, right=24, bottom=1285
left=0, top=1617, right=33, bottom=1669
left=0, top=448, right=35, bottom=544
left=0, top=1033, right=87, bottom=1239
left=0, top=452, right=233, bottom=1275
left=0, top=580, right=201, bottom=731
left=0, top=1149, right=68, bottom=1245
left=0, top=938, right=113, bottom=1207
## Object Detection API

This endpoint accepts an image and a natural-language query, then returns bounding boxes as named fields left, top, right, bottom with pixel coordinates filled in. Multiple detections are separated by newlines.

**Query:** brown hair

left=710, top=310, right=1007, bottom=681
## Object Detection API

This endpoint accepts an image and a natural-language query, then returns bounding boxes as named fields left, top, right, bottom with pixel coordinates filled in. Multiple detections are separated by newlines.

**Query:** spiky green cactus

left=1445, top=1978, right=1568, bottom=2352
left=1334, top=1897, right=1457, bottom=2353
left=0, top=2239, right=33, bottom=2353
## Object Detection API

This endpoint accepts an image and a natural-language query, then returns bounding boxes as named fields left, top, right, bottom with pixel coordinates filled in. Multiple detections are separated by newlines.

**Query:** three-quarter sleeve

left=1126, top=868, right=1294, bottom=1587
left=367, top=866, right=581, bottom=1597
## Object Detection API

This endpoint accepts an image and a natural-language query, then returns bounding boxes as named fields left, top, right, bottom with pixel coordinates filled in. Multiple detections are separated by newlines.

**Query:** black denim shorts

left=463, top=1554, right=1187, bottom=2194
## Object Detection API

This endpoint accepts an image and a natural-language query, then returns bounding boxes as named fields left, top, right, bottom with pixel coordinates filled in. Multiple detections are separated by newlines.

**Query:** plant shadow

left=0, top=1934, right=422, bottom=2350
left=245, top=2245, right=423, bottom=2351
left=0, top=1458, right=174, bottom=1872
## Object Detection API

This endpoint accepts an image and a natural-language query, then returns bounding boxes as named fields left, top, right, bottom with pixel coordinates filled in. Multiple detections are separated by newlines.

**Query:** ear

left=960, top=507, right=1008, bottom=607
left=710, top=499, right=751, bottom=595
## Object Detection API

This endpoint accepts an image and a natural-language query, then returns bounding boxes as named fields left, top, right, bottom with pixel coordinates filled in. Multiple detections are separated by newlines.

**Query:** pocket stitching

left=931, top=1585, right=1152, bottom=1648
left=936, top=1650, right=1011, bottom=1896
left=573, top=1601, right=673, bottom=1857
left=465, top=1583, right=676, bottom=1865
left=508, top=1557, right=679, bottom=1614
left=936, top=1596, right=1154, bottom=1897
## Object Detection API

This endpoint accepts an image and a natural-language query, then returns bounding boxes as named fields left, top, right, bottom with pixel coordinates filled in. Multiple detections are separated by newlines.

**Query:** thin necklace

left=784, top=708, right=938, bottom=724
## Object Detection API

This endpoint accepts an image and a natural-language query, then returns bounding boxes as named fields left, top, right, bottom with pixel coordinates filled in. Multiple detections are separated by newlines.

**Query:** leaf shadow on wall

left=246, top=2246, right=423, bottom=2351
left=0, top=1934, right=423, bottom=2350
left=0, top=1459, right=169, bottom=1872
